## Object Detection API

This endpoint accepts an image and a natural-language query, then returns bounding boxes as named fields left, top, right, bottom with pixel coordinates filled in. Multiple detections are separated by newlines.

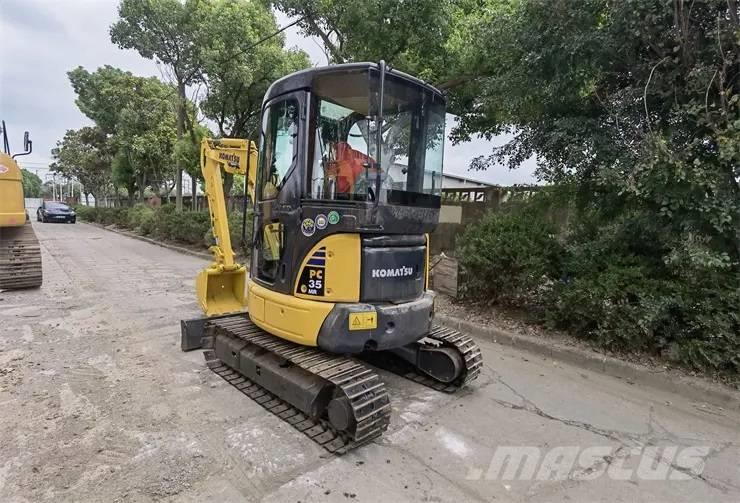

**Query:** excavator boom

left=196, top=138, right=257, bottom=316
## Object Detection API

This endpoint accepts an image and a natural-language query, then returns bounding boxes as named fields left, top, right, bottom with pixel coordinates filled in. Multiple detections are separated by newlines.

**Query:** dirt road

left=1, top=221, right=738, bottom=502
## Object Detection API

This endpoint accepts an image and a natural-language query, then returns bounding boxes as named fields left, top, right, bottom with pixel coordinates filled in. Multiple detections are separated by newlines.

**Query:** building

left=440, top=172, right=492, bottom=189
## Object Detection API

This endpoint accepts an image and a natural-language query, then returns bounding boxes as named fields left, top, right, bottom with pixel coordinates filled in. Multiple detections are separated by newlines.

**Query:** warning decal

left=348, top=311, right=377, bottom=331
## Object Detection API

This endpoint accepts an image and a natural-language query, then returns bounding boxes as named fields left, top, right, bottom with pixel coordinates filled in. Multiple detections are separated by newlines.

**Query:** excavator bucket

left=196, top=265, right=247, bottom=316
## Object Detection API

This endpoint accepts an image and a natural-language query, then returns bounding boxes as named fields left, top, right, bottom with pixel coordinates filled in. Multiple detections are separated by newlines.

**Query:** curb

left=435, top=313, right=740, bottom=411
left=83, top=222, right=212, bottom=260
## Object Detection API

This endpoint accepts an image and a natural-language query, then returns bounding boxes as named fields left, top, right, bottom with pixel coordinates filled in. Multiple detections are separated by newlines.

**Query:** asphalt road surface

left=1, top=221, right=738, bottom=502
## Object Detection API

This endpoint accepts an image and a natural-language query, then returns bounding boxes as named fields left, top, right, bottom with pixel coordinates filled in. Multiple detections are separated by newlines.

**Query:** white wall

left=24, top=198, right=43, bottom=212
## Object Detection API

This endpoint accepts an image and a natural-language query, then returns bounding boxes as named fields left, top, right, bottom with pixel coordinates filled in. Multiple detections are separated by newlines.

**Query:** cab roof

left=263, top=62, right=445, bottom=106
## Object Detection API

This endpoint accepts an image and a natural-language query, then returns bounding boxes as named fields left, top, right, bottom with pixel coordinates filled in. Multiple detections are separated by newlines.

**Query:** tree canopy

left=20, top=169, right=42, bottom=198
left=51, top=127, right=113, bottom=206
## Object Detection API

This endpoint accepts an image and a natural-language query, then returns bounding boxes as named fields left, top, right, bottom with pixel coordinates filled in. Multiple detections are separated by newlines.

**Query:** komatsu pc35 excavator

left=181, top=62, right=482, bottom=453
left=0, top=121, right=42, bottom=290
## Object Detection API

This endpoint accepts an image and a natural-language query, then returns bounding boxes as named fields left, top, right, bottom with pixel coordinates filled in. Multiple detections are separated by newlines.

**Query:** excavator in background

left=0, top=121, right=42, bottom=290
left=182, top=62, right=482, bottom=453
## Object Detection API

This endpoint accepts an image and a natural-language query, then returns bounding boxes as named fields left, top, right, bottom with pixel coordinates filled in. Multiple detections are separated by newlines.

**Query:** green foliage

left=199, top=0, right=310, bottom=139
left=68, top=66, right=180, bottom=202
left=110, top=0, right=203, bottom=87
left=274, top=0, right=458, bottom=82
left=74, top=203, right=247, bottom=251
left=109, top=0, right=310, bottom=207
left=51, top=127, right=113, bottom=203
left=457, top=204, right=562, bottom=304
left=126, top=204, right=155, bottom=231
left=438, top=0, right=740, bottom=374
left=547, top=212, right=740, bottom=373
left=20, top=169, right=42, bottom=197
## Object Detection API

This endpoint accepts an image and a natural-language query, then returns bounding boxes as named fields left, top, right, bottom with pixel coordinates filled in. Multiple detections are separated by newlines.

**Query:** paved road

left=0, top=221, right=738, bottom=502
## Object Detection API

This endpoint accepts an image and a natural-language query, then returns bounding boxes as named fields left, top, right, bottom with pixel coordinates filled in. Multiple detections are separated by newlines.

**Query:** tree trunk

left=223, top=172, right=234, bottom=212
left=127, top=180, right=136, bottom=207
left=92, top=192, right=98, bottom=208
left=191, top=174, right=197, bottom=211
left=175, top=81, right=186, bottom=212
left=84, top=192, right=90, bottom=206
left=138, top=173, right=146, bottom=203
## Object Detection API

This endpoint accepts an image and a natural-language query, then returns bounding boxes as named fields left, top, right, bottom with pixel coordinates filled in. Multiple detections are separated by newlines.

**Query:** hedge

left=457, top=196, right=740, bottom=375
left=75, top=204, right=251, bottom=253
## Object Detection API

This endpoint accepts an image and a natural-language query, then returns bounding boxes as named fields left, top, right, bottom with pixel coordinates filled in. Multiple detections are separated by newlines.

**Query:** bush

left=159, top=210, right=211, bottom=245
left=74, top=203, right=215, bottom=247
left=202, top=210, right=253, bottom=255
left=74, top=205, right=98, bottom=222
left=546, top=212, right=740, bottom=373
left=456, top=208, right=562, bottom=304
left=456, top=199, right=739, bottom=374
left=126, top=204, right=155, bottom=231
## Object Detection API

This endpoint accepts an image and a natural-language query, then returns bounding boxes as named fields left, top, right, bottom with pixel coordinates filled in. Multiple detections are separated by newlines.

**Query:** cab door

left=251, top=95, right=302, bottom=288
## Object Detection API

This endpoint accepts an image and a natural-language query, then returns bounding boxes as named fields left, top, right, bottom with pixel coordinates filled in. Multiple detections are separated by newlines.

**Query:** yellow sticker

left=348, top=311, right=377, bottom=331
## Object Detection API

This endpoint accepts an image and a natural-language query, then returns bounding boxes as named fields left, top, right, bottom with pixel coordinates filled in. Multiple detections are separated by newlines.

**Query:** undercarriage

left=181, top=313, right=482, bottom=453
left=0, top=222, right=42, bottom=290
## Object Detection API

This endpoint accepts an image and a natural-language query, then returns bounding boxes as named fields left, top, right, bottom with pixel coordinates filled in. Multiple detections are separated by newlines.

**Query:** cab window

left=259, top=98, right=299, bottom=200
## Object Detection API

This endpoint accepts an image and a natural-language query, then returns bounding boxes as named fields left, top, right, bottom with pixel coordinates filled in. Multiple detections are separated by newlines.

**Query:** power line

left=216, top=17, right=305, bottom=67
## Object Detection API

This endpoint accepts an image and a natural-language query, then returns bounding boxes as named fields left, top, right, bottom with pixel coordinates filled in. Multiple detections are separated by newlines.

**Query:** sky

left=0, top=0, right=537, bottom=186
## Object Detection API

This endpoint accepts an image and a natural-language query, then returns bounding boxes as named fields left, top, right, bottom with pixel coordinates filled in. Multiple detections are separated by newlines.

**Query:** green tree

left=449, top=0, right=740, bottom=262
left=68, top=66, right=181, bottom=205
left=111, top=0, right=203, bottom=212
left=114, top=77, right=179, bottom=204
left=198, top=0, right=310, bottom=197
left=174, top=121, right=210, bottom=209
left=273, top=0, right=458, bottom=83
left=20, top=169, right=42, bottom=198
left=51, top=127, right=113, bottom=207
left=68, top=65, right=142, bottom=135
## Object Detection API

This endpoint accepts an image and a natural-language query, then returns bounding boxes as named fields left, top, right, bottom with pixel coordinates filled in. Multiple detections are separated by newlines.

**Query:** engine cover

left=360, top=235, right=426, bottom=303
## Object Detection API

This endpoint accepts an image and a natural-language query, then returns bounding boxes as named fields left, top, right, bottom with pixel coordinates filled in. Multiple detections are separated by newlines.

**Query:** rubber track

left=0, top=223, right=42, bottom=290
left=205, top=316, right=391, bottom=454
left=382, top=325, right=484, bottom=393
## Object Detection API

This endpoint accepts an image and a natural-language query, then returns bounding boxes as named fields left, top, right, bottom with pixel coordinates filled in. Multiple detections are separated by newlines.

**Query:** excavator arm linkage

left=196, top=138, right=257, bottom=316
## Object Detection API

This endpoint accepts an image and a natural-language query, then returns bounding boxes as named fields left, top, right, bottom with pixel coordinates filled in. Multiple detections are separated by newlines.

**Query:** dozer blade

left=195, top=265, right=247, bottom=316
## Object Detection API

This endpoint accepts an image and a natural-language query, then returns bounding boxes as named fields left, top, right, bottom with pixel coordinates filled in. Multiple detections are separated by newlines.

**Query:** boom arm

left=201, top=138, right=257, bottom=269
left=196, top=138, right=257, bottom=316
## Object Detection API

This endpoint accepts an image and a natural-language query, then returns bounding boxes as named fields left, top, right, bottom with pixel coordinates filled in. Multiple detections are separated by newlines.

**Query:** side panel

left=0, top=153, right=26, bottom=227
left=247, top=279, right=333, bottom=346
left=294, top=234, right=361, bottom=302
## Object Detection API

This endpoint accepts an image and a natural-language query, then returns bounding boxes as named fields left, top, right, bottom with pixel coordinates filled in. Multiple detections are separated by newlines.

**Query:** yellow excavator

left=182, top=62, right=482, bottom=453
left=0, top=121, right=42, bottom=290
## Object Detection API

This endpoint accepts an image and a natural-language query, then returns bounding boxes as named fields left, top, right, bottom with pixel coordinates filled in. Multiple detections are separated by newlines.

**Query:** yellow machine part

left=248, top=279, right=334, bottom=346
left=0, top=153, right=27, bottom=228
left=196, top=264, right=248, bottom=316
left=293, top=234, right=361, bottom=302
left=196, top=138, right=256, bottom=316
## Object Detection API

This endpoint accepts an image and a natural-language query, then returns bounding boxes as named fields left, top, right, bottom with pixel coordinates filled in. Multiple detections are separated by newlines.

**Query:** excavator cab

left=246, top=61, right=446, bottom=348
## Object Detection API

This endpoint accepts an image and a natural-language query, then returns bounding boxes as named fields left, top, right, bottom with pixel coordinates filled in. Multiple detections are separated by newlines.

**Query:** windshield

left=307, top=69, right=445, bottom=206
left=46, top=202, right=70, bottom=210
